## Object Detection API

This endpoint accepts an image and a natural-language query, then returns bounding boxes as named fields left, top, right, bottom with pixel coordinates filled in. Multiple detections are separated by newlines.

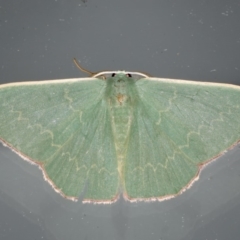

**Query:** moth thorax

left=117, top=93, right=127, bottom=105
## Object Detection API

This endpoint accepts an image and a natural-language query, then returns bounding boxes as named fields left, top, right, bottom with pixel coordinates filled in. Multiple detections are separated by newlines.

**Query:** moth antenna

left=73, top=58, right=96, bottom=76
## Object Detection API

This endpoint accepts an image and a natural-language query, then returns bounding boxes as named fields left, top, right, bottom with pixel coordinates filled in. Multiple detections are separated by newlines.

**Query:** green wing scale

left=0, top=73, right=239, bottom=203
left=0, top=79, right=119, bottom=202
left=124, top=78, right=240, bottom=200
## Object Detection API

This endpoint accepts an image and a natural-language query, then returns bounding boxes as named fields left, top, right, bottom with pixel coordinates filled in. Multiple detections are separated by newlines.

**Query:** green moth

left=0, top=62, right=239, bottom=203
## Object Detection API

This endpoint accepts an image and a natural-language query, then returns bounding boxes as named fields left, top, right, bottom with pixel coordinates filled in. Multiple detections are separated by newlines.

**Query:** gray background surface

left=0, top=1, right=240, bottom=240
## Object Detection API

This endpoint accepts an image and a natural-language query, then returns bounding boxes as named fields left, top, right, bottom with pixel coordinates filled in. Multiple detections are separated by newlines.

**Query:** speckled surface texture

left=0, top=1, right=240, bottom=239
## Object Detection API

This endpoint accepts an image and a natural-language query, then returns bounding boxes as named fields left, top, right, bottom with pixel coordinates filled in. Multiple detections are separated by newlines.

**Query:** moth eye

left=111, top=73, right=116, bottom=77
left=126, top=73, right=132, bottom=77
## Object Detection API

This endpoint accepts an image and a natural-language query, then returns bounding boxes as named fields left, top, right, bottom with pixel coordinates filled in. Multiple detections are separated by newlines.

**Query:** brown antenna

left=73, top=58, right=96, bottom=76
